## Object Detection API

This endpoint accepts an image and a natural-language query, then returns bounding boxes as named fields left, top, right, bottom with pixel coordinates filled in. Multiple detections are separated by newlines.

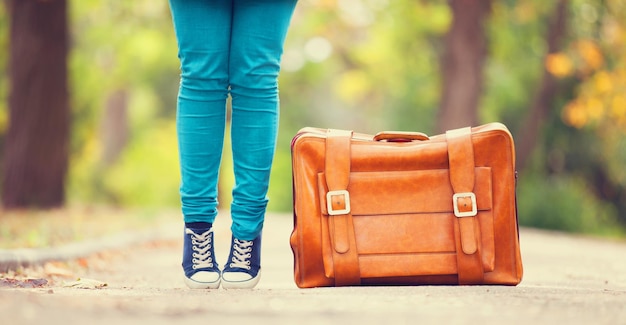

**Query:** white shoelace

left=186, top=228, right=214, bottom=270
left=229, top=238, right=253, bottom=270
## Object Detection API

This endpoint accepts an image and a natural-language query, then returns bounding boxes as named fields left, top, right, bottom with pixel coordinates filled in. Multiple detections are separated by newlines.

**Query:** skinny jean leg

left=169, top=0, right=232, bottom=224
left=229, top=0, right=297, bottom=240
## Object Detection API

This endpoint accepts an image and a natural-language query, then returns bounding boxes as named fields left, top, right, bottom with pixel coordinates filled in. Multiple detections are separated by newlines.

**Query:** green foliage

left=101, top=120, right=180, bottom=207
left=1, top=0, right=625, bottom=237
left=66, top=1, right=180, bottom=206
left=268, top=146, right=295, bottom=212
left=518, top=173, right=622, bottom=237
left=279, top=0, right=449, bottom=135
left=483, top=1, right=551, bottom=128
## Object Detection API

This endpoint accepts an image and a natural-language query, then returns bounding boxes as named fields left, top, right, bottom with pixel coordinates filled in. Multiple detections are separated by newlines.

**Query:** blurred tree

left=437, top=0, right=491, bottom=132
left=0, top=5, right=8, bottom=167
left=516, top=0, right=568, bottom=171
left=550, top=0, right=626, bottom=224
left=2, top=0, right=70, bottom=208
left=0, top=0, right=623, bottom=234
left=101, top=89, right=129, bottom=166
left=67, top=1, right=181, bottom=207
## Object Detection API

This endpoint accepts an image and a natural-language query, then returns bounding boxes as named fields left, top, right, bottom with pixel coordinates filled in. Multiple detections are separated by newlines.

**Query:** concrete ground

left=1, top=213, right=625, bottom=325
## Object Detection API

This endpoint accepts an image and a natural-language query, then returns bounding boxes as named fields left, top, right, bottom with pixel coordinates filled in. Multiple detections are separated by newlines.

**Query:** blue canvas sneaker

left=221, top=234, right=261, bottom=289
left=182, top=226, right=221, bottom=289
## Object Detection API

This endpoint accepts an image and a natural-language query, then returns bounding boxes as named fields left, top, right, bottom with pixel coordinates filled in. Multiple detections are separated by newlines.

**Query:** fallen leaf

left=0, top=278, right=48, bottom=288
left=62, top=278, right=107, bottom=289
left=76, top=258, right=90, bottom=268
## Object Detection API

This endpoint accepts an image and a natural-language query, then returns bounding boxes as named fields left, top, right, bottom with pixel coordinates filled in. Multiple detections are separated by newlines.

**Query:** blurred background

left=1, top=0, right=625, bottom=245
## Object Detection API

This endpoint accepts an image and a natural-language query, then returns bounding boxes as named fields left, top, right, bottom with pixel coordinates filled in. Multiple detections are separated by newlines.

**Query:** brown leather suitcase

left=290, top=123, right=523, bottom=287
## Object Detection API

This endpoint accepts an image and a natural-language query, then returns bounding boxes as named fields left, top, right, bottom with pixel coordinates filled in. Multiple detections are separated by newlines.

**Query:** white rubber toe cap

left=221, top=270, right=261, bottom=289
left=184, top=271, right=221, bottom=289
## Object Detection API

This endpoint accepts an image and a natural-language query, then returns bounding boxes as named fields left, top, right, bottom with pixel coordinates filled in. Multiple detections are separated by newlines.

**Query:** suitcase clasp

left=453, top=192, right=477, bottom=217
left=327, top=190, right=351, bottom=215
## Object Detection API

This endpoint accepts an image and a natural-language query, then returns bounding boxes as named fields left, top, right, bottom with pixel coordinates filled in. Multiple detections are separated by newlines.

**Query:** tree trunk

left=101, top=90, right=129, bottom=166
left=2, top=0, right=70, bottom=208
left=515, top=0, right=568, bottom=171
left=437, top=0, right=491, bottom=133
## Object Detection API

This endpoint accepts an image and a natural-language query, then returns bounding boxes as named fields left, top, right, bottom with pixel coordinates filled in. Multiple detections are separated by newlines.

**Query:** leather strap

left=325, top=129, right=361, bottom=286
left=446, top=127, right=484, bottom=284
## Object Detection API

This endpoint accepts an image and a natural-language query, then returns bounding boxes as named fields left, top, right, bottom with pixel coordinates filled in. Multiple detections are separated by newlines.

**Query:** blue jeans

left=169, top=0, right=297, bottom=240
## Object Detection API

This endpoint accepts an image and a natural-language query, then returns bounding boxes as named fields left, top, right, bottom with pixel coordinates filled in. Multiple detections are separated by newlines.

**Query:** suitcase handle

left=373, top=131, right=429, bottom=142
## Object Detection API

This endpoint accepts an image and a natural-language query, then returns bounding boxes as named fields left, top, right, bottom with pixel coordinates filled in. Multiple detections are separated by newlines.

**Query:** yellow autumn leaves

left=545, top=39, right=604, bottom=78
left=563, top=71, right=626, bottom=129
left=546, top=52, right=574, bottom=78
left=546, top=39, right=626, bottom=130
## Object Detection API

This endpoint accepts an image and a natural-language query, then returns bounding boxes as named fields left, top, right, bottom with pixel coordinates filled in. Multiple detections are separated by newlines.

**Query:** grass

left=0, top=205, right=180, bottom=249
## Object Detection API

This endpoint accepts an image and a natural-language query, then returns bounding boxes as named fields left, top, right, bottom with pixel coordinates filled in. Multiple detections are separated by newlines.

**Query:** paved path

left=1, top=213, right=625, bottom=324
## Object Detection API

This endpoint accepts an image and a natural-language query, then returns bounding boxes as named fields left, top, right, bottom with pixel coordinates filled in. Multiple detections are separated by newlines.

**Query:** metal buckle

left=453, top=192, right=477, bottom=217
left=326, top=190, right=351, bottom=215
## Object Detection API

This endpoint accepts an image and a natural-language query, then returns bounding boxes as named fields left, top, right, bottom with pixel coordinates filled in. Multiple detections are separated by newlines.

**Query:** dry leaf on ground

left=0, top=278, right=48, bottom=288
left=62, top=278, right=108, bottom=289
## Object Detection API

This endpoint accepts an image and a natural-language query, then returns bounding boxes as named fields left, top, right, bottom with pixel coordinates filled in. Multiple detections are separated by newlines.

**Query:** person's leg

left=229, top=0, right=297, bottom=241
left=169, top=0, right=232, bottom=289
left=222, top=0, right=297, bottom=289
